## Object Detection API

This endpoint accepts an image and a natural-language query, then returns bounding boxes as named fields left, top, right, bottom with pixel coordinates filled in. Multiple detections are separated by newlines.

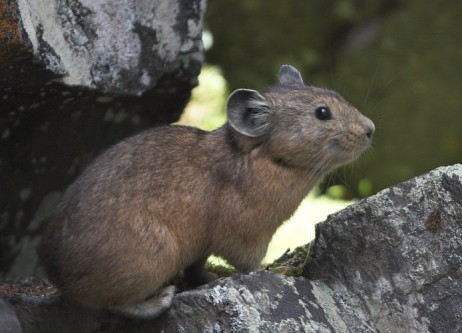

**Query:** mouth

left=329, top=137, right=372, bottom=165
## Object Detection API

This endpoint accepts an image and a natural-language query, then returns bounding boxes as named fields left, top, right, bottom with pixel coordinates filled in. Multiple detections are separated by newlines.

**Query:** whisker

left=367, top=72, right=400, bottom=116
left=363, top=60, right=380, bottom=109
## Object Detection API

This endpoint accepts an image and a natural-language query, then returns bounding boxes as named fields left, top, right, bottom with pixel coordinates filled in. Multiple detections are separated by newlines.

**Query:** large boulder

left=0, top=0, right=205, bottom=276
left=1, top=164, right=461, bottom=332
left=305, top=163, right=462, bottom=333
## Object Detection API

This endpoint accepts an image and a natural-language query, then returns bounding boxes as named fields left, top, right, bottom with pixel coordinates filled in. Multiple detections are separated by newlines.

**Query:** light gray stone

left=17, top=0, right=205, bottom=94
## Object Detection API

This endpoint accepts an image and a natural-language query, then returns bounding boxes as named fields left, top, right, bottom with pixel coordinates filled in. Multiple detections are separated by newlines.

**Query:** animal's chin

left=297, top=141, right=371, bottom=174
left=330, top=143, right=371, bottom=167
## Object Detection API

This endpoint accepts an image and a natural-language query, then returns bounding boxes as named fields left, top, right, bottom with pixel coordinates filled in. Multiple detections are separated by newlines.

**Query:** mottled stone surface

left=306, top=164, right=462, bottom=333
left=2, top=165, right=461, bottom=332
left=146, top=272, right=373, bottom=333
left=17, top=0, right=205, bottom=94
left=4, top=273, right=374, bottom=333
left=0, top=0, right=205, bottom=277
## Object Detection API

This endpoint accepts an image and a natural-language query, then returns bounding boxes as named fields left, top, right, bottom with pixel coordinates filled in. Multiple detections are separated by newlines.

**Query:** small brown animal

left=40, top=65, right=374, bottom=319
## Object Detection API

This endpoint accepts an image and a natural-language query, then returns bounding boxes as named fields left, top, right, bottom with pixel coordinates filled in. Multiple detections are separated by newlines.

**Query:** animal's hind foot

left=109, top=285, right=176, bottom=319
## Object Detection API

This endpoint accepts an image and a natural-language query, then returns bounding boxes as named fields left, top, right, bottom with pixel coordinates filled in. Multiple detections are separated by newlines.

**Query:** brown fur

left=40, top=65, right=374, bottom=318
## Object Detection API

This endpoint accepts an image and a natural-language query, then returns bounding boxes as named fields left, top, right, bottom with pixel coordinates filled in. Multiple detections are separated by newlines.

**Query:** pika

left=40, top=65, right=374, bottom=319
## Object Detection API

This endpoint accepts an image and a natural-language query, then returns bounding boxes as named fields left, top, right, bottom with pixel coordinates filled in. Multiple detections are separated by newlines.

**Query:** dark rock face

left=2, top=164, right=461, bottom=332
left=0, top=0, right=205, bottom=277
left=0, top=299, right=22, bottom=333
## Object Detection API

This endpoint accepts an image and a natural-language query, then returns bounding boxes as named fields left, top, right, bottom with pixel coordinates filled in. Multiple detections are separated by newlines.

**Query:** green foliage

left=266, top=244, right=311, bottom=277
left=205, top=260, right=237, bottom=278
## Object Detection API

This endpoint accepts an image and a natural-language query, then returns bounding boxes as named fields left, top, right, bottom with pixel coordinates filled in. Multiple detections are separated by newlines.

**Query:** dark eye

left=315, top=106, right=332, bottom=120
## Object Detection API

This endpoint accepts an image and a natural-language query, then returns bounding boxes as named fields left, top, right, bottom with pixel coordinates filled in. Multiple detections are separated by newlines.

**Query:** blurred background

left=179, top=0, right=462, bottom=261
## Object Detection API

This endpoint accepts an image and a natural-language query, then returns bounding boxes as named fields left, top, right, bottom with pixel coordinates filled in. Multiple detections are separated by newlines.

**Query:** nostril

left=366, top=129, right=373, bottom=139
left=365, top=121, right=375, bottom=139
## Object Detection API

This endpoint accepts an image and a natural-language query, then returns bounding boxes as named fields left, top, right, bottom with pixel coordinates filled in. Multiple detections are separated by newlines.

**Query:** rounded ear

left=226, top=89, right=271, bottom=137
left=278, top=65, right=304, bottom=85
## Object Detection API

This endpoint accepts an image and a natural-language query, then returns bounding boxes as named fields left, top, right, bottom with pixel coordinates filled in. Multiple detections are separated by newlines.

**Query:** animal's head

left=226, top=65, right=374, bottom=173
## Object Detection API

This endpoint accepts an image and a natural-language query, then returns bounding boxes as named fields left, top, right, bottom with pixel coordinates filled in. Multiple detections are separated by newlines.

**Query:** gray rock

left=17, top=0, right=205, bottom=94
left=3, top=165, right=461, bottom=332
left=4, top=273, right=374, bottom=333
left=145, top=272, right=373, bottom=333
left=305, top=163, right=462, bottom=333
